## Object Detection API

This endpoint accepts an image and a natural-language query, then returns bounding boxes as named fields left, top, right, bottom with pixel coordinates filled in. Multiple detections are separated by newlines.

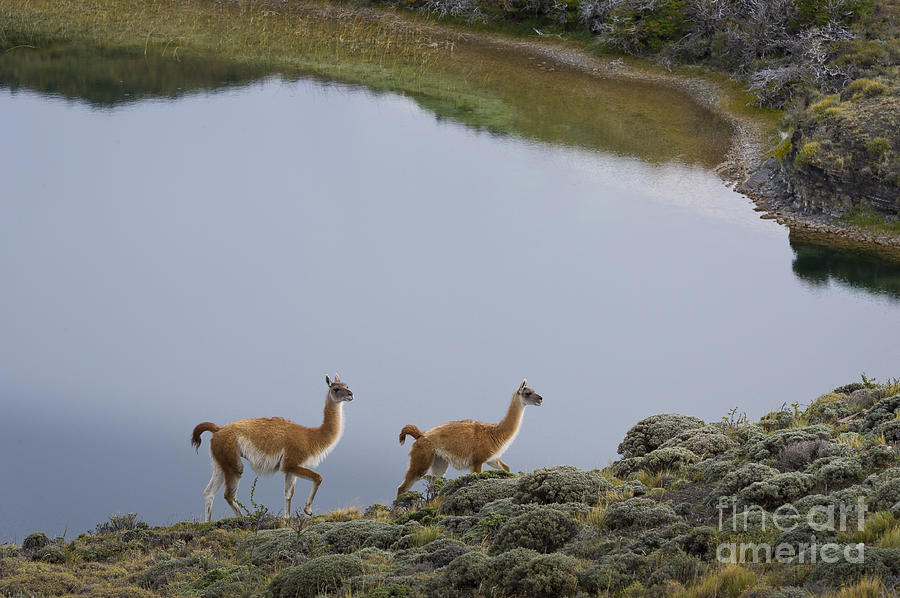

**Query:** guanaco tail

left=395, top=379, right=543, bottom=496
left=190, top=375, right=354, bottom=520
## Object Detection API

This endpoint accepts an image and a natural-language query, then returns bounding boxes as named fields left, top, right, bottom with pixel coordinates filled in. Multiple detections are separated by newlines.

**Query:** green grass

left=841, top=204, right=900, bottom=236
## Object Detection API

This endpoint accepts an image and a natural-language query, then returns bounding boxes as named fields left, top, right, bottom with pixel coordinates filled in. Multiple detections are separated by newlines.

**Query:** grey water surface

left=2, top=52, right=900, bottom=542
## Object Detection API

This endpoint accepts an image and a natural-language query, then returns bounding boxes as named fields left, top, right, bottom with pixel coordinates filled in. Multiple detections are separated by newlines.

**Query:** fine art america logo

left=716, top=497, right=867, bottom=564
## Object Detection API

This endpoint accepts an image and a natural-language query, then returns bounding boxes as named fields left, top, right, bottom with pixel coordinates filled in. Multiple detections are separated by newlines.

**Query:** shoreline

left=347, top=6, right=900, bottom=253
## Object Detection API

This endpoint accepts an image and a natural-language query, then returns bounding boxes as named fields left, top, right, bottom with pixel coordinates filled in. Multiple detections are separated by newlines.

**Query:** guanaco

left=191, top=375, right=354, bottom=521
left=396, top=379, right=542, bottom=496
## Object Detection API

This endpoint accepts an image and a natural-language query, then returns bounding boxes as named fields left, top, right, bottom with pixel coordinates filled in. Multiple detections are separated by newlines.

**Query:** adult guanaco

left=191, top=375, right=354, bottom=521
left=395, top=379, right=542, bottom=496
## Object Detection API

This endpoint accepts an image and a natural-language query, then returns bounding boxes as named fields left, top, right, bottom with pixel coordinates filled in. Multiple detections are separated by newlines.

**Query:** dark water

left=2, top=44, right=899, bottom=542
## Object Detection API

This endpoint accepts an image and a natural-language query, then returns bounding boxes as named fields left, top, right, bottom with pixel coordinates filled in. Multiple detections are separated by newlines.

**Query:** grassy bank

left=1, top=0, right=766, bottom=166
left=3, top=377, right=900, bottom=597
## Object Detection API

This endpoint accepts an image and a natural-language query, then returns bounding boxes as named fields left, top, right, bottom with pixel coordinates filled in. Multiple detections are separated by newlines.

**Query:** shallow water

left=1, top=44, right=899, bottom=541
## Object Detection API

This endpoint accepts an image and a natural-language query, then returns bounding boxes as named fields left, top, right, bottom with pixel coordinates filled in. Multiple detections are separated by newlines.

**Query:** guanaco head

left=516, top=379, right=542, bottom=406
left=326, top=374, right=354, bottom=402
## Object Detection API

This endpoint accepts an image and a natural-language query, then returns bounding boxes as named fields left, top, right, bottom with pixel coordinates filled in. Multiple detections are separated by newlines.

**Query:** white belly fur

left=237, top=436, right=284, bottom=476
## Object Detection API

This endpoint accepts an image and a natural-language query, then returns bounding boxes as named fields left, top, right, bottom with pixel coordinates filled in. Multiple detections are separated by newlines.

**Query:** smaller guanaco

left=396, top=379, right=543, bottom=496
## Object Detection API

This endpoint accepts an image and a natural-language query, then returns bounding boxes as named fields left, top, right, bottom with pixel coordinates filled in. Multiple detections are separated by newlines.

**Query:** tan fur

left=396, top=380, right=542, bottom=496
left=192, top=375, right=353, bottom=520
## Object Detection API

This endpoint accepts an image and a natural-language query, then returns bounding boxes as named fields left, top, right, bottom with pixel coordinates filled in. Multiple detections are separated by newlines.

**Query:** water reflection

left=790, top=231, right=900, bottom=300
left=1, top=37, right=730, bottom=166
left=0, top=41, right=271, bottom=107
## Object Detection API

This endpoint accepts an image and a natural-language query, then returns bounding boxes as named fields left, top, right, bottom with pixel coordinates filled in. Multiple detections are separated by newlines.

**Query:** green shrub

left=238, top=528, right=308, bottom=566
left=647, top=551, right=705, bottom=586
left=641, top=447, right=702, bottom=473
left=579, top=563, right=633, bottom=593
left=31, top=544, right=66, bottom=564
left=845, top=78, right=888, bottom=99
left=873, top=419, right=900, bottom=444
left=795, top=141, right=821, bottom=167
left=267, top=554, right=364, bottom=598
left=871, top=478, right=900, bottom=512
left=507, top=552, right=580, bottom=598
left=659, top=425, right=736, bottom=458
left=710, top=463, right=779, bottom=499
left=807, top=456, right=864, bottom=487
left=438, top=470, right=515, bottom=497
left=442, top=551, right=490, bottom=592
left=490, top=506, right=579, bottom=554
left=514, top=466, right=613, bottom=505
left=604, top=497, right=681, bottom=530
left=608, top=0, right=687, bottom=53
left=737, top=472, right=816, bottom=507
left=22, top=532, right=49, bottom=553
left=488, top=547, right=540, bottom=587
left=806, top=393, right=851, bottom=424
left=618, top=414, right=705, bottom=458
left=866, top=136, right=892, bottom=159
left=860, top=395, right=900, bottom=433
left=321, top=519, right=403, bottom=553
left=439, top=477, right=517, bottom=515
left=136, top=555, right=218, bottom=591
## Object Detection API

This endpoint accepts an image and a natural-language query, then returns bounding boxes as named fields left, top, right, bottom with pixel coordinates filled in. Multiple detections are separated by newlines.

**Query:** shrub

left=861, top=444, right=899, bottom=470
left=647, top=552, right=705, bottom=586
left=507, top=552, right=580, bottom=598
left=660, top=425, right=736, bottom=458
left=778, top=439, right=831, bottom=471
left=95, top=513, right=146, bottom=535
left=873, top=419, right=900, bottom=444
left=871, top=478, right=900, bottom=512
left=490, top=507, right=579, bottom=554
left=641, top=447, right=702, bottom=473
left=866, top=137, right=892, bottom=159
left=845, top=78, right=888, bottom=99
left=580, top=563, right=633, bottom=593
left=806, top=393, right=852, bottom=424
left=439, top=477, right=517, bottom=515
left=438, top=470, right=515, bottom=498
left=859, top=395, right=900, bottom=433
left=32, top=544, right=66, bottom=564
left=688, top=458, right=734, bottom=483
left=442, top=551, right=491, bottom=592
left=671, top=526, right=716, bottom=557
left=604, top=497, right=681, bottom=530
left=22, top=532, right=49, bottom=553
left=267, top=554, right=364, bottom=598
left=808, top=456, right=864, bottom=487
left=618, top=414, right=705, bottom=458
left=136, top=555, right=218, bottom=591
left=761, top=409, right=795, bottom=431
left=515, top=466, right=613, bottom=504
left=488, top=547, right=540, bottom=587
left=239, top=528, right=309, bottom=565
left=804, top=547, right=890, bottom=589
left=737, top=472, right=817, bottom=507
left=744, top=425, right=833, bottom=462
left=795, top=141, right=822, bottom=167
left=321, top=519, right=403, bottom=553
left=710, top=463, right=779, bottom=499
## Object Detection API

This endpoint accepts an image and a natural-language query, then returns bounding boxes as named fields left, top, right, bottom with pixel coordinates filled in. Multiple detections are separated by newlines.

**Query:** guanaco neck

left=313, top=394, right=344, bottom=447
left=492, top=393, right=525, bottom=444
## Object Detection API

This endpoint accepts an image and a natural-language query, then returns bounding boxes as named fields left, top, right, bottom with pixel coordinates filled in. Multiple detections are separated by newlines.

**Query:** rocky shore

left=3, top=378, right=899, bottom=597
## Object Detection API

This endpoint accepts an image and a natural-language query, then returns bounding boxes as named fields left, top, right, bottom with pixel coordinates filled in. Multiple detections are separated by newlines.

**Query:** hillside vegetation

left=3, top=377, right=900, bottom=597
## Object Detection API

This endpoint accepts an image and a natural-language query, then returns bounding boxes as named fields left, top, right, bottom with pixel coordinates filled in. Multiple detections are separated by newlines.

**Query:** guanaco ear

left=326, top=375, right=332, bottom=387
left=334, top=373, right=342, bottom=383
left=519, top=379, right=527, bottom=391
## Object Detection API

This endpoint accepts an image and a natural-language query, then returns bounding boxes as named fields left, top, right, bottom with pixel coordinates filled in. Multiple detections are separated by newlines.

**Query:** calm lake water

left=2, top=43, right=900, bottom=542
